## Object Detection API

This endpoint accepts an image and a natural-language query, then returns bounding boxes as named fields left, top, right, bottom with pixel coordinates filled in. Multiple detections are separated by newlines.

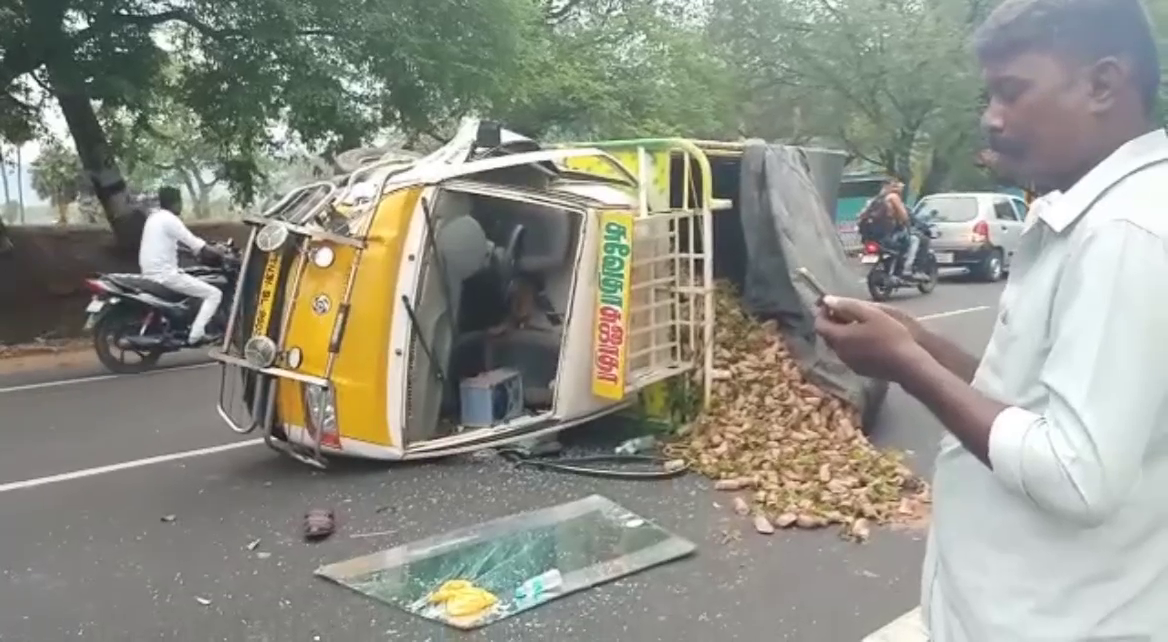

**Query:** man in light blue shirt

left=815, top=0, right=1168, bottom=639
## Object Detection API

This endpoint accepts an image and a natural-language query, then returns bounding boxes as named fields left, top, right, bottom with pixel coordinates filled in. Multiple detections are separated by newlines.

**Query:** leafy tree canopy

left=10, top=0, right=1168, bottom=240
left=1, top=0, right=537, bottom=242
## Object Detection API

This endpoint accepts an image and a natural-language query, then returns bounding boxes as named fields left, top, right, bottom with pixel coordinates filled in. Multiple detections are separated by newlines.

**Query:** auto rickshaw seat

left=485, top=327, right=561, bottom=404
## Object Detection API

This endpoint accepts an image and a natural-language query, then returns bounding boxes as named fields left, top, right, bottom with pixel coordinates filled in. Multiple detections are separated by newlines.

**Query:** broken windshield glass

left=316, top=495, right=696, bottom=630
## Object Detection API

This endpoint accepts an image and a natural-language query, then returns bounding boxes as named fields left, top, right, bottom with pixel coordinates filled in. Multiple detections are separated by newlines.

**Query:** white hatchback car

left=912, top=192, right=1028, bottom=282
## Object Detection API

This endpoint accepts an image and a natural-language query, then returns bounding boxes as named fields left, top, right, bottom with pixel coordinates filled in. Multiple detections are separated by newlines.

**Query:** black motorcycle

left=82, top=241, right=241, bottom=373
left=860, top=232, right=939, bottom=302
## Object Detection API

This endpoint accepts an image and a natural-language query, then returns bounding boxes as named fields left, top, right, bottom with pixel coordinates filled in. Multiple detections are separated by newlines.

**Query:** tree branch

left=781, top=44, right=885, bottom=127
left=0, top=38, right=45, bottom=96
left=73, top=9, right=337, bottom=44
left=119, top=9, right=336, bottom=37
left=150, top=161, right=179, bottom=172
left=545, top=0, right=589, bottom=23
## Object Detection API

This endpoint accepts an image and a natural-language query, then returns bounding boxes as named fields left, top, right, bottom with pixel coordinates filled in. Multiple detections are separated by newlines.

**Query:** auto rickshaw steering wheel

left=497, top=224, right=563, bottom=328
left=502, top=224, right=527, bottom=282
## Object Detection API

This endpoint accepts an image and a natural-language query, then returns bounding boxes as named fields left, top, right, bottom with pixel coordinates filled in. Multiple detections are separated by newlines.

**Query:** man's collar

left=1022, top=190, right=1063, bottom=232
left=1039, top=128, right=1168, bottom=234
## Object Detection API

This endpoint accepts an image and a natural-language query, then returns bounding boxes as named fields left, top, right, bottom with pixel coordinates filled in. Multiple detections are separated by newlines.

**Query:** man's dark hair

left=158, top=186, right=182, bottom=212
left=974, top=0, right=1161, bottom=114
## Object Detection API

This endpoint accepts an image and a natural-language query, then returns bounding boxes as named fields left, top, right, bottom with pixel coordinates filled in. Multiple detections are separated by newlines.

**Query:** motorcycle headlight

left=310, top=245, right=335, bottom=269
left=303, top=384, right=339, bottom=441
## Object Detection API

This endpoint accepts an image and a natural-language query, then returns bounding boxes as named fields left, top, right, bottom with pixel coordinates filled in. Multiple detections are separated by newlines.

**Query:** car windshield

left=914, top=196, right=978, bottom=223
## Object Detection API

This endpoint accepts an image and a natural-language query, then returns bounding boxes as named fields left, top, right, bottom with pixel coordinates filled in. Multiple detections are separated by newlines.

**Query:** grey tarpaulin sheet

left=735, top=141, right=888, bottom=424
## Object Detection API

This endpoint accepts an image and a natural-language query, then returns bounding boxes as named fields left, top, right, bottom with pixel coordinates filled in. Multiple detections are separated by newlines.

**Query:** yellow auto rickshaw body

left=211, top=119, right=723, bottom=468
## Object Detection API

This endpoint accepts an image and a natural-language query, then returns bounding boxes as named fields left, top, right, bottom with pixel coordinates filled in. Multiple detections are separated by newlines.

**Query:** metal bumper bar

left=210, top=351, right=330, bottom=388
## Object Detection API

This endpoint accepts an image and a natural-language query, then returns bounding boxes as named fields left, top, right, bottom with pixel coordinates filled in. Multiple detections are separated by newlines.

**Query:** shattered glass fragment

left=315, top=495, right=696, bottom=629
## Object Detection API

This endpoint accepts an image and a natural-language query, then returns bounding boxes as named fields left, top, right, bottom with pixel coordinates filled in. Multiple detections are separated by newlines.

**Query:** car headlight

left=243, top=336, right=278, bottom=368
left=303, top=384, right=339, bottom=443
left=310, top=245, right=335, bottom=268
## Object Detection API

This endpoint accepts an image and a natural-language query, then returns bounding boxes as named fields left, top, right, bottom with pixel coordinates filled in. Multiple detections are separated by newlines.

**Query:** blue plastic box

left=459, top=368, right=524, bottom=428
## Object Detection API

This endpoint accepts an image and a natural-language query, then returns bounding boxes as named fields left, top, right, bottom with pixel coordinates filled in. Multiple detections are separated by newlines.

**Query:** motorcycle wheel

left=867, top=267, right=895, bottom=302
left=92, top=309, right=163, bottom=374
left=917, top=257, right=940, bottom=294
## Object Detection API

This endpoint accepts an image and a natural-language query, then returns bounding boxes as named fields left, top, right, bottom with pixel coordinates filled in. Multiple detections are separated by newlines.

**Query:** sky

left=4, top=105, right=58, bottom=207
left=2, top=149, right=43, bottom=207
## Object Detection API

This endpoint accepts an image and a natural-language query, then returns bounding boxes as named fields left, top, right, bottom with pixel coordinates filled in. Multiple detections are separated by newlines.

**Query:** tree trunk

left=15, top=146, right=24, bottom=224
left=55, top=200, right=69, bottom=225
left=0, top=217, right=10, bottom=254
left=0, top=146, right=14, bottom=225
left=195, top=175, right=217, bottom=220
left=196, top=189, right=212, bottom=220
left=1, top=145, right=10, bottom=207
left=176, top=169, right=206, bottom=219
left=918, top=151, right=950, bottom=198
left=44, top=58, right=143, bottom=253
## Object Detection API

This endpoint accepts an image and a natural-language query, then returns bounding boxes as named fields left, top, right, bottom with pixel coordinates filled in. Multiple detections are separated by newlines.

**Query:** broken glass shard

left=315, top=494, right=696, bottom=629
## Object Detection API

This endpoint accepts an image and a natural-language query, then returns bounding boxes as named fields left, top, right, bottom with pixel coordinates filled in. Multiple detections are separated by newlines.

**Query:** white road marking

left=917, top=306, right=991, bottom=321
left=0, top=302, right=995, bottom=495
left=862, top=607, right=928, bottom=642
left=0, top=439, right=264, bottom=494
left=0, top=362, right=215, bottom=394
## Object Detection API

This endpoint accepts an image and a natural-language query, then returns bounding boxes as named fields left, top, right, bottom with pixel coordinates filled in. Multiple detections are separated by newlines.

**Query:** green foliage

left=100, top=81, right=227, bottom=218
left=709, top=0, right=988, bottom=191
left=17, top=0, right=1165, bottom=216
left=29, top=138, right=87, bottom=223
left=2, top=0, right=537, bottom=208
left=492, top=0, right=742, bottom=140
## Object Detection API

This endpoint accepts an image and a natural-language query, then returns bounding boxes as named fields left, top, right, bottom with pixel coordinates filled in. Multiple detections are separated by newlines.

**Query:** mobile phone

left=795, top=267, right=830, bottom=300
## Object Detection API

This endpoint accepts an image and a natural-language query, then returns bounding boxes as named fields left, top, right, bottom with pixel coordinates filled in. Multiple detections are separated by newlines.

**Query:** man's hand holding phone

left=794, top=267, right=831, bottom=306
left=799, top=267, right=926, bottom=381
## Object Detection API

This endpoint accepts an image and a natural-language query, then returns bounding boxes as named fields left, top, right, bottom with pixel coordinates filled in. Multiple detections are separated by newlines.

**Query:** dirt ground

left=0, top=337, right=97, bottom=376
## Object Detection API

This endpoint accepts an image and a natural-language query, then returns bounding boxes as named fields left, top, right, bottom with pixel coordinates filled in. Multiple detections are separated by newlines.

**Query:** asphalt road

left=0, top=273, right=1005, bottom=642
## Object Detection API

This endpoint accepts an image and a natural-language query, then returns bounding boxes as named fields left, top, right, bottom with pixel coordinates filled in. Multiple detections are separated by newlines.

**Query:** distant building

left=836, top=171, right=888, bottom=225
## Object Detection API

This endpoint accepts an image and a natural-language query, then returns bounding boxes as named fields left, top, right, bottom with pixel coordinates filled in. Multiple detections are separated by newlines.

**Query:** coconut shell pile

left=667, top=285, right=931, bottom=542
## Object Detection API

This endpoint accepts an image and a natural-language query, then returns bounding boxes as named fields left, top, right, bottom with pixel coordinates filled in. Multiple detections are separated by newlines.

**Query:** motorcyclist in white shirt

left=139, top=186, right=223, bottom=346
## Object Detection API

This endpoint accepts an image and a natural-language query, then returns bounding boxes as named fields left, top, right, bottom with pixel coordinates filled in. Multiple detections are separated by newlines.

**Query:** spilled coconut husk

left=665, top=284, right=931, bottom=542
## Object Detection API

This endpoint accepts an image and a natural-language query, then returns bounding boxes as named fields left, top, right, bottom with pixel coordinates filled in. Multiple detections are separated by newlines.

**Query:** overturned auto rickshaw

left=211, top=118, right=878, bottom=468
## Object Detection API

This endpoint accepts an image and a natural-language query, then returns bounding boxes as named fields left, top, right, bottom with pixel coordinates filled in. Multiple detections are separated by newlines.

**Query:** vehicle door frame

left=387, top=160, right=626, bottom=453
left=1008, top=196, right=1029, bottom=224
left=1005, top=196, right=1030, bottom=262
left=989, top=195, right=1024, bottom=263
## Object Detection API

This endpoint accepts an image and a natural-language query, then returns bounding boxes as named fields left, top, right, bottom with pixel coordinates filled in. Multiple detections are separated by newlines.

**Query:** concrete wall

left=0, top=222, right=248, bottom=344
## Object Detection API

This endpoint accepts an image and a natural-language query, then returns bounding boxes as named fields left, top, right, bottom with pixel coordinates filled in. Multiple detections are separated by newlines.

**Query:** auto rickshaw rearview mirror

left=476, top=121, right=502, bottom=149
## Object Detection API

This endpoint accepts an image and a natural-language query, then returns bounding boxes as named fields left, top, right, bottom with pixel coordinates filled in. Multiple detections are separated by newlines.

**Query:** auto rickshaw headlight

left=243, top=336, right=278, bottom=368
left=310, top=245, right=335, bottom=268
left=303, top=384, right=339, bottom=439
left=255, top=222, right=289, bottom=252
